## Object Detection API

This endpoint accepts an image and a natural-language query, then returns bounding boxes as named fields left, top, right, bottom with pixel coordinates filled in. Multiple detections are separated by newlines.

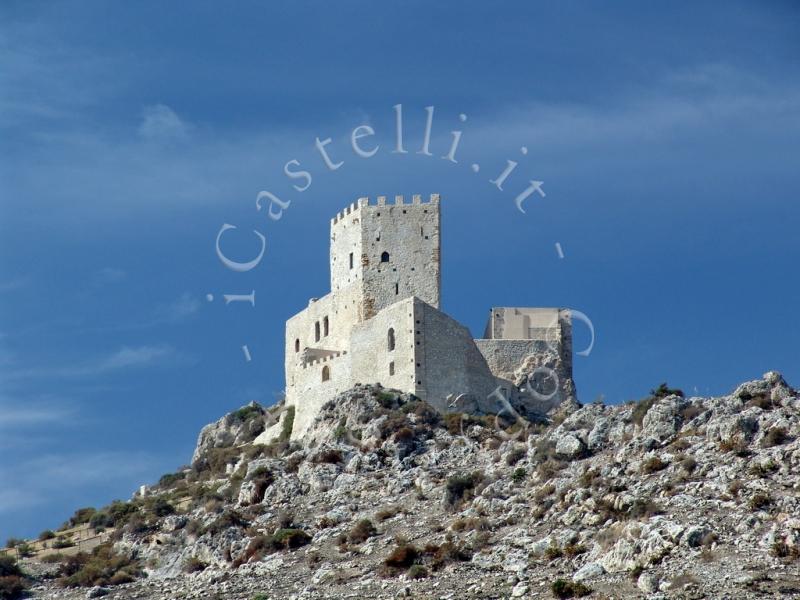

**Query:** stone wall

left=350, top=297, right=416, bottom=392
left=284, top=284, right=362, bottom=389
left=415, top=299, right=499, bottom=413
left=288, top=350, right=352, bottom=439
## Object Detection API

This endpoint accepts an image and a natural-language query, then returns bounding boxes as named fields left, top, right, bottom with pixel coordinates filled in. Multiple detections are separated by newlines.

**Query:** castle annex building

left=277, top=195, right=574, bottom=440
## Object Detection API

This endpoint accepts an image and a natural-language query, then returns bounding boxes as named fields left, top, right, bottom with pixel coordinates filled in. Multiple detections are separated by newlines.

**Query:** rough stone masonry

left=258, top=194, right=575, bottom=442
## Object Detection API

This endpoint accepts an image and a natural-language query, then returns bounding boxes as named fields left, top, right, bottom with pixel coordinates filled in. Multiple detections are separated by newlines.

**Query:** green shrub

left=203, top=511, right=249, bottom=537
left=280, top=406, right=296, bottom=441
left=749, top=492, right=772, bottom=511
left=544, top=544, right=563, bottom=559
left=679, top=455, right=697, bottom=474
left=407, top=564, right=428, bottom=579
left=38, top=530, right=56, bottom=541
left=762, top=427, right=789, bottom=448
left=183, top=557, right=208, bottom=573
left=445, top=471, right=483, bottom=506
left=57, top=544, right=142, bottom=588
left=551, top=578, right=592, bottom=598
left=641, top=456, right=669, bottom=474
left=3, top=540, right=21, bottom=550
left=148, top=497, right=176, bottom=518
left=651, top=383, right=684, bottom=398
left=52, top=537, right=74, bottom=549
left=384, top=544, right=419, bottom=569
left=348, top=519, right=377, bottom=545
left=0, top=556, right=27, bottom=598
left=158, top=472, right=186, bottom=488
left=511, top=467, right=527, bottom=483
left=506, top=446, right=527, bottom=466
left=67, top=507, right=97, bottom=527
left=271, top=528, right=311, bottom=550
left=0, top=573, right=26, bottom=600
left=232, top=405, right=263, bottom=423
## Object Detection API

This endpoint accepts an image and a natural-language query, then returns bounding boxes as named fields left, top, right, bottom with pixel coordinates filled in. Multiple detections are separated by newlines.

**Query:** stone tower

left=329, top=194, right=440, bottom=320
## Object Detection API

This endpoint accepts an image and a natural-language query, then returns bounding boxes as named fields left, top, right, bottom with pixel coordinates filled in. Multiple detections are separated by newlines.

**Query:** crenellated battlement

left=301, top=350, right=348, bottom=369
left=331, top=194, right=440, bottom=225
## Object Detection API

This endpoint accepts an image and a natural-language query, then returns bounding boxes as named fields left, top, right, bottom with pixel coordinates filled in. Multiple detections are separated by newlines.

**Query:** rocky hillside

left=11, top=372, right=800, bottom=599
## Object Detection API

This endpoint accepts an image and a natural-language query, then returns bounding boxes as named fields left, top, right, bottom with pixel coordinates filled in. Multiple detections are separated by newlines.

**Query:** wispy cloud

left=156, top=292, right=201, bottom=323
left=0, top=397, right=76, bottom=429
left=138, top=104, right=191, bottom=142
left=0, top=343, right=193, bottom=382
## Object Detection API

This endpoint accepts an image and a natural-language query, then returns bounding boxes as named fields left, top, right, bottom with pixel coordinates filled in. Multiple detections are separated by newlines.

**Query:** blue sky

left=1, top=1, right=799, bottom=539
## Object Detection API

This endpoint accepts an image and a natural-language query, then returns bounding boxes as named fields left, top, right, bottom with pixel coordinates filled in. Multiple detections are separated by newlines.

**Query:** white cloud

left=0, top=343, right=193, bottom=382
left=158, top=292, right=201, bottom=322
left=97, top=344, right=178, bottom=371
left=138, top=104, right=191, bottom=141
left=0, top=401, right=75, bottom=429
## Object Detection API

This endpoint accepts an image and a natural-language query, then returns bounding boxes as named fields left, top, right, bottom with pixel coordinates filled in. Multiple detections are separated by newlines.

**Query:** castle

left=262, top=194, right=575, bottom=441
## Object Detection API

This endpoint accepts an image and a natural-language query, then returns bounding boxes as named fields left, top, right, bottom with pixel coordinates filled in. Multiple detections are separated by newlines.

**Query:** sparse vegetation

left=347, top=519, right=377, bottom=544
left=0, top=555, right=27, bottom=600
left=38, top=530, right=56, bottom=541
left=505, top=446, right=526, bottom=466
left=271, top=528, right=312, bottom=550
left=313, top=448, right=343, bottom=464
left=444, top=471, right=483, bottom=506
left=383, top=543, right=419, bottom=569
left=551, top=578, right=592, bottom=598
left=407, top=564, right=428, bottom=579
left=641, top=456, right=669, bottom=474
left=679, top=455, right=697, bottom=474
left=749, top=492, right=772, bottom=511
left=57, top=544, right=142, bottom=588
left=762, top=426, right=788, bottom=448
left=183, top=556, right=208, bottom=573
left=375, top=506, right=399, bottom=522
left=511, top=467, right=526, bottom=483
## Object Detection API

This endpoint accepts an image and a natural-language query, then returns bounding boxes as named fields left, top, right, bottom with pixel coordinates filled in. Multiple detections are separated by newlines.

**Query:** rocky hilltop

left=9, top=372, right=800, bottom=599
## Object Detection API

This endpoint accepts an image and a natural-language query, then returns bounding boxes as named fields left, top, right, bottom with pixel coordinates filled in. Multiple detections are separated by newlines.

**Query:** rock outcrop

left=24, top=373, right=800, bottom=599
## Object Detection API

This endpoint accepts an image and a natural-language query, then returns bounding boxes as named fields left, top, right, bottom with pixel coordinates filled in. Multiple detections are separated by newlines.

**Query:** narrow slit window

left=389, top=361, right=395, bottom=376
left=322, top=365, right=330, bottom=382
left=395, top=283, right=399, bottom=295
left=388, top=327, right=395, bottom=351
left=294, top=339, right=300, bottom=353
left=315, top=321, right=320, bottom=342
left=323, top=316, right=329, bottom=337
left=349, top=252, right=353, bottom=269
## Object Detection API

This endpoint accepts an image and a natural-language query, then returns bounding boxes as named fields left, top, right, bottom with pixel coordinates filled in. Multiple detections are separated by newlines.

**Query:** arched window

left=388, top=327, right=395, bottom=351
left=315, top=321, right=320, bottom=342
left=294, top=339, right=300, bottom=353
left=322, top=365, right=330, bottom=382
left=381, top=251, right=390, bottom=263
left=323, top=316, right=329, bottom=337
